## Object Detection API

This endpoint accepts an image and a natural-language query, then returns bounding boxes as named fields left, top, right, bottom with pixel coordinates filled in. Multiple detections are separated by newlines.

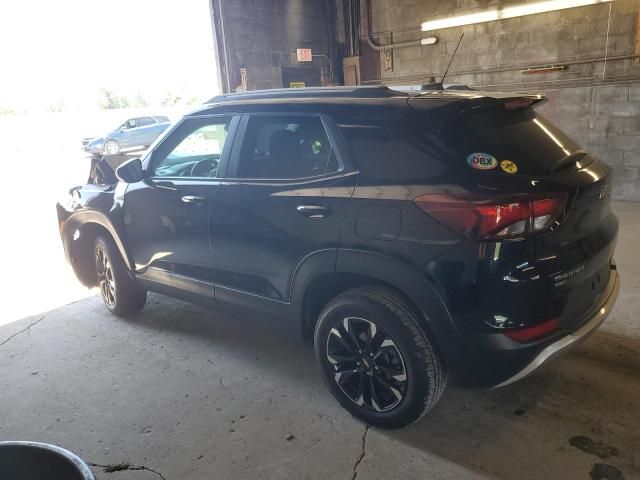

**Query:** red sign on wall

left=296, top=48, right=312, bottom=62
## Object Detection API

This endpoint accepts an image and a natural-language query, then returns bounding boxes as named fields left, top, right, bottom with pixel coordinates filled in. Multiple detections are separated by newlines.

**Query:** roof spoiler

left=420, top=83, right=475, bottom=91
left=205, top=86, right=408, bottom=104
left=412, top=89, right=545, bottom=108
left=409, top=91, right=546, bottom=133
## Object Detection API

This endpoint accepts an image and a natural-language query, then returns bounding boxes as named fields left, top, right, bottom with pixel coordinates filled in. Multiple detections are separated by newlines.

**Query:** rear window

left=338, top=123, right=444, bottom=183
left=420, top=104, right=580, bottom=175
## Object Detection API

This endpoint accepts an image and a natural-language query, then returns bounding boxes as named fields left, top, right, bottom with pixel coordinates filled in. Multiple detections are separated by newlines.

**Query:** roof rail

left=205, top=86, right=407, bottom=104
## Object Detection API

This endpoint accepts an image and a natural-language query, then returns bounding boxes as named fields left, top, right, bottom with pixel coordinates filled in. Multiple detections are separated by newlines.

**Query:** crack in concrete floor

left=89, top=462, right=168, bottom=480
left=0, top=316, right=45, bottom=347
left=351, top=424, right=369, bottom=480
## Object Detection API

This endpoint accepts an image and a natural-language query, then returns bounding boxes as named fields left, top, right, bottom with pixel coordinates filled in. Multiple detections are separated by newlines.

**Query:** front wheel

left=314, top=286, right=446, bottom=429
left=95, top=235, right=146, bottom=317
left=103, top=140, right=120, bottom=156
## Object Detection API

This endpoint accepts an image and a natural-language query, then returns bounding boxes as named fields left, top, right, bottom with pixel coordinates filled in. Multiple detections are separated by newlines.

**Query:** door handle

left=181, top=195, right=205, bottom=204
left=151, top=180, right=178, bottom=191
left=297, top=204, right=329, bottom=218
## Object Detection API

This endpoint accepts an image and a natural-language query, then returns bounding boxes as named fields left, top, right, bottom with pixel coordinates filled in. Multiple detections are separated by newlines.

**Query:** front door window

left=151, top=117, right=232, bottom=178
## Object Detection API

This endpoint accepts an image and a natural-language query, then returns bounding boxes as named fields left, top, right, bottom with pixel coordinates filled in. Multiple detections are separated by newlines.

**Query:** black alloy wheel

left=326, top=316, right=407, bottom=412
left=96, top=246, right=116, bottom=308
left=314, top=286, right=446, bottom=429
left=93, top=235, right=147, bottom=317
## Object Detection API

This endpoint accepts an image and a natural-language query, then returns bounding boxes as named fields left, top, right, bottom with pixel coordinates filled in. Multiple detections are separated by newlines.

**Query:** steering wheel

left=190, top=159, right=217, bottom=177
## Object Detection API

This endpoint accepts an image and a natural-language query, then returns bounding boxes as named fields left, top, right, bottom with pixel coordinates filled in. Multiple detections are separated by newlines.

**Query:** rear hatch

left=534, top=161, right=617, bottom=329
left=410, top=94, right=618, bottom=330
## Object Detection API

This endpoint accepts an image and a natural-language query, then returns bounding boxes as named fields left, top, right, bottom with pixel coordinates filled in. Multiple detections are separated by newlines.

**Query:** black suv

left=58, top=86, right=620, bottom=428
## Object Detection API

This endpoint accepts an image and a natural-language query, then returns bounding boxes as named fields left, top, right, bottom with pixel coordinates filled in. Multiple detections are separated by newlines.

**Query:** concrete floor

left=1, top=201, right=639, bottom=480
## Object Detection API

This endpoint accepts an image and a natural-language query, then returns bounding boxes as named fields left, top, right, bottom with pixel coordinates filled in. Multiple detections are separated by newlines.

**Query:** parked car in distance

left=58, top=86, right=620, bottom=428
left=83, top=116, right=171, bottom=156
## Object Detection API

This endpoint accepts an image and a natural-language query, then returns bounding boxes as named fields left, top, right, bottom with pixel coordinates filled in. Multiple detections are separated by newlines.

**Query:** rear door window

left=417, top=103, right=579, bottom=175
left=234, top=115, right=338, bottom=179
left=135, top=117, right=156, bottom=127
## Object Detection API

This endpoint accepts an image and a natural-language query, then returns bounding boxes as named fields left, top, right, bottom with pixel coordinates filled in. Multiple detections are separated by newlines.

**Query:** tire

left=94, top=235, right=146, bottom=317
left=103, top=140, right=120, bottom=156
left=314, top=286, right=446, bottom=429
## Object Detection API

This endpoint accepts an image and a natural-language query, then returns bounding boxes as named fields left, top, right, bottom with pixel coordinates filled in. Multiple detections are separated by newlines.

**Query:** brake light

left=413, top=193, right=567, bottom=240
left=505, top=318, right=560, bottom=343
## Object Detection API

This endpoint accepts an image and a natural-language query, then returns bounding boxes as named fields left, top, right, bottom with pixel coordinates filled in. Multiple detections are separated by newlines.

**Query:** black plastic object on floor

left=0, top=441, right=95, bottom=480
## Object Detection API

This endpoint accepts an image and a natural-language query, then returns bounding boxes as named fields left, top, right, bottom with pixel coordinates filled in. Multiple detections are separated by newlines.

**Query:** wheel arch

left=61, top=211, right=133, bottom=287
left=294, top=249, right=456, bottom=369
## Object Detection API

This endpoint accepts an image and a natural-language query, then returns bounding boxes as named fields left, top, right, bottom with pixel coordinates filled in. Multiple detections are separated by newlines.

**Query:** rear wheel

left=95, top=235, right=146, bottom=317
left=314, top=286, right=446, bottom=429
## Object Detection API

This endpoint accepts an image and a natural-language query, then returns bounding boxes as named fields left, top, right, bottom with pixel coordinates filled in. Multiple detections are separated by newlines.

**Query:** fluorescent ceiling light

left=421, top=0, right=614, bottom=32
left=420, top=37, right=438, bottom=45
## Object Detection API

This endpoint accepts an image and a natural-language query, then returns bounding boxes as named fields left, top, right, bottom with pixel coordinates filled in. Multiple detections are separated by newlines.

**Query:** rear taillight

left=413, top=193, right=567, bottom=241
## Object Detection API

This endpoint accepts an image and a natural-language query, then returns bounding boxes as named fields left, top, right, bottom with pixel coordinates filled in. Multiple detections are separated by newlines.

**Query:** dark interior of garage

left=212, top=0, right=640, bottom=199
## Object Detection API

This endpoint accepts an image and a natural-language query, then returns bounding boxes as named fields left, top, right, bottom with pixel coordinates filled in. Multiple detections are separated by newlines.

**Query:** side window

left=135, top=117, right=156, bottom=127
left=338, top=124, right=444, bottom=183
left=151, top=117, right=232, bottom=178
left=236, top=115, right=338, bottom=179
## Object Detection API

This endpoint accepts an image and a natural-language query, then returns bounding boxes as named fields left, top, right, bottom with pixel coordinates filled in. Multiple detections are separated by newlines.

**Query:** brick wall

left=362, top=0, right=640, bottom=200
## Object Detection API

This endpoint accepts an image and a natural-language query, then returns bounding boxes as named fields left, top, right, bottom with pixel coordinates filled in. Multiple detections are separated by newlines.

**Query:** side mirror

left=115, top=158, right=144, bottom=183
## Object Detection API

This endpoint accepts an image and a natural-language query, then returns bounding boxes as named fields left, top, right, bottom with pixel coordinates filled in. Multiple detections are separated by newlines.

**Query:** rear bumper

left=492, top=268, right=620, bottom=388
left=445, top=266, right=620, bottom=388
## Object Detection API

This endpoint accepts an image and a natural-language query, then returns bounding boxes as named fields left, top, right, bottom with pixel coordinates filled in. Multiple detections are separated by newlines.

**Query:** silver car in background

left=83, top=116, right=171, bottom=156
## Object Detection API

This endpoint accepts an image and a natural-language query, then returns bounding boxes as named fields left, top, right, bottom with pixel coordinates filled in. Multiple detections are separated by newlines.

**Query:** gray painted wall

left=365, top=0, right=640, bottom=200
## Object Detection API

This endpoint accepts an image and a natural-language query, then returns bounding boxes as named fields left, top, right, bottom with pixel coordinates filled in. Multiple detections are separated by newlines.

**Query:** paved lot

left=1, top=201, right=639, bottom=480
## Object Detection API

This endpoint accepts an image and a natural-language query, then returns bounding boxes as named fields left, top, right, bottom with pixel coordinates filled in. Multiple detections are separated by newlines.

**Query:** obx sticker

left=466, top=153, right=498, bottom=170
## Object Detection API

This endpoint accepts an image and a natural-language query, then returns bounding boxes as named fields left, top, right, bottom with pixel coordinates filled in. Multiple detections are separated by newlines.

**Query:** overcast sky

left=0, top=0, right=220, bottom=112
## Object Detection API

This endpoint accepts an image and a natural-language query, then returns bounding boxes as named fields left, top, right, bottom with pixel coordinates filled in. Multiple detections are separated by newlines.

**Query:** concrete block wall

left=364, top=0, right=640, bottom=200
left=537, top=84, right=640, bottom=199
left=212, top=0, right=331, bottom=92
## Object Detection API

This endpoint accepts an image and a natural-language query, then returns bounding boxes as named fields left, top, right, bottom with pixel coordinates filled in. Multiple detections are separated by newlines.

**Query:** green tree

left=134, top=92, right=150, bottom=107
left=161, top=91, right=182, bottom=106
left=0, top=105, right=15, bottom=116
left=99, top=87, right=130, bottom=109
left=47, top=99, right=65, bottom=113
left=186, top=96, right=201, bottom=106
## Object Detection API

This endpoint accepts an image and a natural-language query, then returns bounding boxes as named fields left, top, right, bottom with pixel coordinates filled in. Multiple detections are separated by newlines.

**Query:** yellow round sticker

left=500, top=160, right=518, bottom=174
